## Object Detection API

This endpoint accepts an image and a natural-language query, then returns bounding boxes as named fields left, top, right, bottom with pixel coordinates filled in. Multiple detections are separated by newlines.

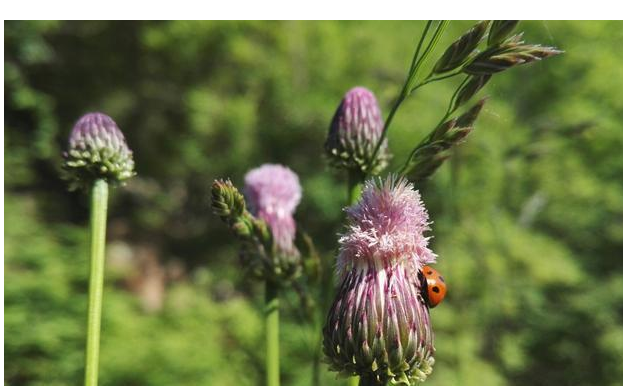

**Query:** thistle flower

left=323, top=176, right=437, bottom=385
left=62, top=112, right=135, bottom=189
left=243, top=164, right=302, bottom=280
left=325, top=87, right=390, bottom=175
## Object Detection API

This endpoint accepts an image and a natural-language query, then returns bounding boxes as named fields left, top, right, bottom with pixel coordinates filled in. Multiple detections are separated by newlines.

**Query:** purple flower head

left=63, top=112, right=135, bottom=188
left=325, top=86, right=391, bottom=174
left=244, top=164, right=302, bottom=257
left=337, top=175, right=436, bottom=280
left=323, top=176, right=437, bottom=385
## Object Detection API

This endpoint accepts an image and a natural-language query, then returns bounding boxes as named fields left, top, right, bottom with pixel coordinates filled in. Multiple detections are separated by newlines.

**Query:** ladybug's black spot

left=432, top=286, right=440, bottom=293
left=438, top=275, right=445, bottom=283
left=427, top=270, right=433, bottom=275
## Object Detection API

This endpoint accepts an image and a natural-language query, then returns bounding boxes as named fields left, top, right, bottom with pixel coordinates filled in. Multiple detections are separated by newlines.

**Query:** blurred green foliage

left=4, top=20, right=623, bottom=385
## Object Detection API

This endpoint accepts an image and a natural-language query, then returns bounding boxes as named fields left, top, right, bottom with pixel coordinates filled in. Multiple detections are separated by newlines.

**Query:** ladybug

left=419, top=265, right=447, bottom=308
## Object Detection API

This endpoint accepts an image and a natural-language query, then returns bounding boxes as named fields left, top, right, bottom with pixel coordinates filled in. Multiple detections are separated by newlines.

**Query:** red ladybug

left=420, top=265, right=447, bottom=308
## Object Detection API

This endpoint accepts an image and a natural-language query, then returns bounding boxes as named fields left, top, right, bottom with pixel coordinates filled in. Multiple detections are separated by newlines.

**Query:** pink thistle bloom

left=323, top=176, right=436, bottom=385
left=325, top=86, right=391, bottom=174
left=337, top=176, right=436, bottom=280
left=244, top=164, right=302, bottom=257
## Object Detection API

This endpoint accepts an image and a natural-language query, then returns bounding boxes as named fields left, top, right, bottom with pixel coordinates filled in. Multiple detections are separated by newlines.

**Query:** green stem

left=369, top=21, right=450, bottom=176
left=265, top=280, right=280, bottom=386
left=347, top=170, right=364, bottom=205
left=406, top=20, right=450, bottom=93
left=84, top=179, right=109, bottom=386
left=398, top=75, right=471, bottom=176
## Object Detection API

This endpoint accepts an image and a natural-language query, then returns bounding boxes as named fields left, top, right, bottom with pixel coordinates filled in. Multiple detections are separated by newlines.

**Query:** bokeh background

left=4, top=20, right=623, bottom=385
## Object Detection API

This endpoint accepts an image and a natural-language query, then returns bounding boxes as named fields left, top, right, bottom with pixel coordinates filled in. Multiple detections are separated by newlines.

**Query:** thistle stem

left=347, top=170, right=364, bottom=205
left=265, top=280, right=280, bottom=386
left=84, top=179, right=109, bottom=386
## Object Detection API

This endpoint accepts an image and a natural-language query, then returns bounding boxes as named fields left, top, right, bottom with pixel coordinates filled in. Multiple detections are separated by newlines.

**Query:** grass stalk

left=84, top=179, right=109, bottom=386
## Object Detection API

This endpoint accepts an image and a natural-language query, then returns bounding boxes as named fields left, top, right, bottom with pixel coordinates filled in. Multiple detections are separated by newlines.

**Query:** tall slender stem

left=369, top=21, right=450, bottom=176
left=265, top=280, right=280, bottom=386
left=85, top=179, right=109, bottom=386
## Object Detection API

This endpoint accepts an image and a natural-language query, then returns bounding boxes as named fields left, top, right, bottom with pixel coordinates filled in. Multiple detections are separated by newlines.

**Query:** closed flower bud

left=62, top=112, right=135, bottom=189
left=325, top=87, right=390, bottom=175
left=211, top=179, right=247, bottom=220
left=323, top=177, right=437, bottom=385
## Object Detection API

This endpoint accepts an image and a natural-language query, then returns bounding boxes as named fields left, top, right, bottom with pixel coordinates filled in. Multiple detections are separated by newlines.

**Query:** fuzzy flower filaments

left=323, top=176, right=437, bottom=385
left=63, top=112, right=135, bottom=189
left=325, top=87, right=390, bottom=175
left=244, top=163, right=303, bottom=281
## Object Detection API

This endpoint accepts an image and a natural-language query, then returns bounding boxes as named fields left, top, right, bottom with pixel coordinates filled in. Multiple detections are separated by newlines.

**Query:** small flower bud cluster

left=63, top=112, right=135, bottom=189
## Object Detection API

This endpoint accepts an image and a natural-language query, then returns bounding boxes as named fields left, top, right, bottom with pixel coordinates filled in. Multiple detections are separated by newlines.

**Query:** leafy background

left=4, top=20, right=623, bottom=385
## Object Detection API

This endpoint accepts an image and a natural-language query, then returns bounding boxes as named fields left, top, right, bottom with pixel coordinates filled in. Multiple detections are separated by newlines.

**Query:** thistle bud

left=323, top=177, right=437, bottom=385
left=244, top=164, right=303, bottom=281
left=211, top=179, right=259, bottom=241
left=62, top=112, right=135, bottom=189
left=325, top=87, right=390, bottom=175
left=211, top=179, right=246, bottom=220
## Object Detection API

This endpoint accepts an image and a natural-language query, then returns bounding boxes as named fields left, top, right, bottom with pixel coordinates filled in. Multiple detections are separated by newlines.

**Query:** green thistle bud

left=433, top=20, right=490, bottom=74
left=211, top=178, right=267, bottom=244
left=62, top=112, right=135, bottom=189
left=211, top=179, right=246, bottom=220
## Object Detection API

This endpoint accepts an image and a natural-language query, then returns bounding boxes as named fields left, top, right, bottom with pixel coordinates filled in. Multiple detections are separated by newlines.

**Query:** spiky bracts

left=323, top=176, right=437, bottom=385
left=325, top=87, right=390, bottom=175
left=62, top=112, right=135, bottom=190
